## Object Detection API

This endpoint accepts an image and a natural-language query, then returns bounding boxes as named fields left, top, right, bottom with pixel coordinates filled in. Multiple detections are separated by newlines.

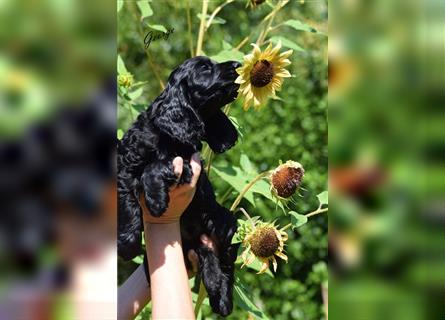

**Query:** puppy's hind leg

left=197, top=246, right=233, bottom=317
left=141, top=161, right=178, bottom=217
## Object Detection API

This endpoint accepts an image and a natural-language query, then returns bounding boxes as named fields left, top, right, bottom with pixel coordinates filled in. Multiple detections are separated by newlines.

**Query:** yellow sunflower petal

left=257, top=260, right=270, bottom=274
left=275, top=251, right=288, bottom=262
left=279, top=49, right=293, bottom=59
left=235, top=75, right=245, bottom=84
left=246, top=252, right=256, bottom=265
left=264, top=42, right=273, bottom=55
left=280, top=230, right=289, bottom=241
left=269, top=41, right=282, bottom=57
left=251, top=43, right=262, bottom=59
left=271, top=256, right=278, bottom=272
left=275, top=69, right=291, bottom=78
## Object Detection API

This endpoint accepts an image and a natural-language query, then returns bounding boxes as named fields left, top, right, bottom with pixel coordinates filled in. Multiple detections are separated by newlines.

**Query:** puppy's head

left=152, top=56, right=241, bottom=152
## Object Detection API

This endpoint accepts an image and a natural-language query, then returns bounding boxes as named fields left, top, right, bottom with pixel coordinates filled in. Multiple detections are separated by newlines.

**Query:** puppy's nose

left=231, top=61, right=242, bottom=69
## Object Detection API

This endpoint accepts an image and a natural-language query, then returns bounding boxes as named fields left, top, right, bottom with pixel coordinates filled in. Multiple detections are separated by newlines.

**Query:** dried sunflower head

left=235, top=41, right=292, bottom=111
left=270, top=160, right=304, bottom=200
left=241, top=221, right=288, bottom=274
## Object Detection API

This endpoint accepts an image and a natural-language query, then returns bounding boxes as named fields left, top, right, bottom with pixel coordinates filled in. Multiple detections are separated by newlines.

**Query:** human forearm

left=146, top=222, right=195, bottom=319
left=118, top=264, right=151, bottom=320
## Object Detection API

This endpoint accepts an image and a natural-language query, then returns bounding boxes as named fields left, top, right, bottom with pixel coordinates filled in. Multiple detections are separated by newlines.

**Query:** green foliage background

left=118, top=0, right=327, bottom=319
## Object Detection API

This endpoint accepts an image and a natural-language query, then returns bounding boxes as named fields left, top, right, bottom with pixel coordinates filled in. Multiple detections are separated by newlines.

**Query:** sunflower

left=235, top=41, right=293, bottom=111
left=270, top=160, right=304, bottom=200
left=241, top=221, right=288, bottom=274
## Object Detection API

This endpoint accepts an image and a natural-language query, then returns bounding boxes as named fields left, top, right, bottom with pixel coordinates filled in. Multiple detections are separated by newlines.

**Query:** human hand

left=140, top=153, right=201, bottom=224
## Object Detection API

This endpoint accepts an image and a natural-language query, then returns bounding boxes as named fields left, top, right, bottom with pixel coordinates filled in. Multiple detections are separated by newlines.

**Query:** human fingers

left=172, top=157, right=183, bottom=184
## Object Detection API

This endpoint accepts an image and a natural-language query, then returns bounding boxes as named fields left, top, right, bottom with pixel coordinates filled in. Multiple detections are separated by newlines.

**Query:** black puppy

left=118, top=57, right=241, bottom=316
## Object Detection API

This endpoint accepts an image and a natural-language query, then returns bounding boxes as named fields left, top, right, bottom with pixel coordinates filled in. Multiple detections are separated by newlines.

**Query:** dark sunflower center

left=250, top=60, right=274, bottom=87
left=272, top=166, right=303, bottom=198
left=249, top=227, right=279, bottom=258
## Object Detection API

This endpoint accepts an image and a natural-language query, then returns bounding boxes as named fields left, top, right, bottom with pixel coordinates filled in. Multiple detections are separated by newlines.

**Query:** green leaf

left=212, top=165, right=256, bottom=205
left=240, top=154, right=256, bottom=174
left=284, top=19, right=322, bottom=34
left=117, top=0, right=123, bottom=12
left=212, top=164, right=284, bottom=209
left=197, top=13, right=226, bottom=25
left=117, top=55, right=128, bottom=75
left=317, top=191, right=328, bottom=206
left=128, top=88, right=143, bottom=100
left=233, top=276, right=270, bottom=319
left=222, top=40, right=232, bottom=50
left=210, top=49, right=244, bottom=63
left=132, top=255, right=143, bottom=264
left=117, top=128, right=124, bottom=140
left=289, top=211, right=307, bottom=229
left=137, top=1, right=153, bottom=19
left=269, top=36, right=305, bottom=52
left=132, top=104, right=146, bottom=114
left=147, top=24, right=167, bottom=33
left=229, top=116, right=244, bottom=141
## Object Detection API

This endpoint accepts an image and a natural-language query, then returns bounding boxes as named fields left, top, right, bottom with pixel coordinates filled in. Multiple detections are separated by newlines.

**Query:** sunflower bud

left=270, top=161, right=304, bottom=199
left=118, top=73, right=134, bottom=88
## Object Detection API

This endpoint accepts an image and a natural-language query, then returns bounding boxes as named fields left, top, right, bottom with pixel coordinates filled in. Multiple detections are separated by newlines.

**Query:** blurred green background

left=118, top=0, right=327, bottom=319
left=329, top=0, right=445, bottom=319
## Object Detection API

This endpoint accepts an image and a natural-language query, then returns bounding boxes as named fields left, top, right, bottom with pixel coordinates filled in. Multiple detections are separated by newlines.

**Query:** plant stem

left=206, top=150, right=214, bottom=175
left=256, top=0, right=289, bottom=45
left=238, top=207, right=252, bottom=221
left=238, top=208, right=256, bottom=228
left=195, top=0, right=209, bottom=56
left=306, top=207, right=328, bottom=218
left=234, top=0, right=288, bottom=50
left=129, top=1, right=165, bottom=90
left=127, top=103, right=134, bottom=122
left=230, top=171, right=271, bottom=212
left=186, top=0, right=194, bottom=57
left=205, top=0, right=234, bottom=30
left=282, top=207, right=328, bottom=230
left=218, top=187, right=233, bottom=204
left=146, top=51, right=165, bottom=90
left=235, top=36, right=250, bottom=50
left=194, top=280, right=207, bottom=315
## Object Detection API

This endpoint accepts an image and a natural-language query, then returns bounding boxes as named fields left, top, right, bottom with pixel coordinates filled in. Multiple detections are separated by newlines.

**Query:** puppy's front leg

left=141, top=161, right=178, bottom=217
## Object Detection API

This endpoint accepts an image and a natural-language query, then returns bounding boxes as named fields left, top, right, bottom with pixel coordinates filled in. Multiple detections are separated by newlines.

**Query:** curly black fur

left=118, top=57, right=241, bottom=316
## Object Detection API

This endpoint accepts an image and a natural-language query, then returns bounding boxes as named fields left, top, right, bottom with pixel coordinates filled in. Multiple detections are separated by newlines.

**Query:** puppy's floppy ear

left=204, top=110, right=238, bottom=153
left=153, top=85, right=204, bottom=145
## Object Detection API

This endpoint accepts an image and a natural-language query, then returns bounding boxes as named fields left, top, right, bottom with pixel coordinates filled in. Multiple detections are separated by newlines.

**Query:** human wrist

left=144, top=221, right=181, bottom=246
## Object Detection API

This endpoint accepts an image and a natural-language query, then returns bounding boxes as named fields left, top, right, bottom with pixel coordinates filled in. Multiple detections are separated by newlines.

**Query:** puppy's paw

left=216, top=298, right=233, bottom=317
left=143, top=193, right=167, bottom=217
left=178, top=161, right=193, bottom=185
